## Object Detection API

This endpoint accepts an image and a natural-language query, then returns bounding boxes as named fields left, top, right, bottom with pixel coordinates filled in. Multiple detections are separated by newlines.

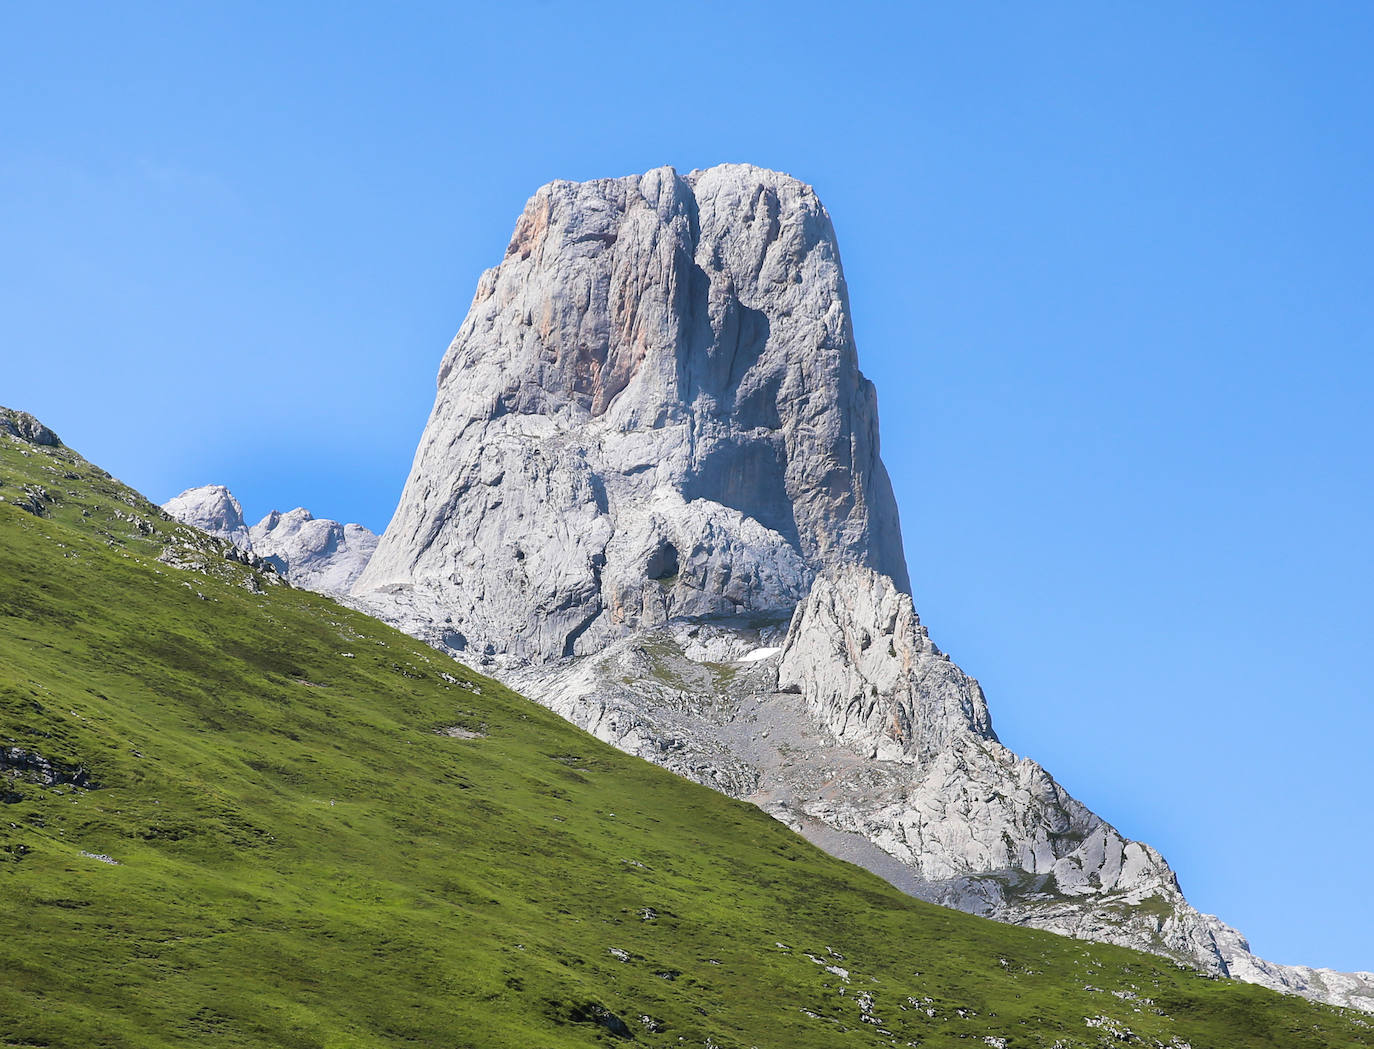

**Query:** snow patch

left=739, top=646, right=781, bottom=662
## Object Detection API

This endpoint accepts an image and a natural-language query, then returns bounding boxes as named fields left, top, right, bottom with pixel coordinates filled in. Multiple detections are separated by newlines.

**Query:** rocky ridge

left=162, top=485, right=377, bottom=597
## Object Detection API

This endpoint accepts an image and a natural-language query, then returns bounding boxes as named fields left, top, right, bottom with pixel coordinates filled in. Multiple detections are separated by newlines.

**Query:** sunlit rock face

left=352, top=164, right=908, bottom=665
left=778, top=567, right=996, bottom=764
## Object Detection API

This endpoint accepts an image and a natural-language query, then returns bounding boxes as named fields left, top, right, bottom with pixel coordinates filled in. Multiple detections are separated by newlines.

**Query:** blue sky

left=4, top=2, right=1372, bottom=971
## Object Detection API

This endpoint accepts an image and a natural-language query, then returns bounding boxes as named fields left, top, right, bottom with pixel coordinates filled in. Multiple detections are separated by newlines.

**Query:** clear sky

left=5, top=2, right=1371, bottom=972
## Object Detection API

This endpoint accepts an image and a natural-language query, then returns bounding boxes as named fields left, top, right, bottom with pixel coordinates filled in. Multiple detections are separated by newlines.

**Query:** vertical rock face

left=352, top=164, right=908, bottom=664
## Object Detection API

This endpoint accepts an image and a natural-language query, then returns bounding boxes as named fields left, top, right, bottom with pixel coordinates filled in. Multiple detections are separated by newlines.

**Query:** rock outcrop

left=162, top=486, right=376, bottom=597
left=352, top=164, right=907, bottom=665
left=0, top=408, right=60, bottom=447
left=779, top=569, right=1374, bottom=1009
left=773, top=569, right=1230, bottom=964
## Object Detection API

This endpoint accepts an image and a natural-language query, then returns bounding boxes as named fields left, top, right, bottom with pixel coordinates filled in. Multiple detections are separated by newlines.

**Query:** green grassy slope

left=0, top=412, right=1369, bottom=1049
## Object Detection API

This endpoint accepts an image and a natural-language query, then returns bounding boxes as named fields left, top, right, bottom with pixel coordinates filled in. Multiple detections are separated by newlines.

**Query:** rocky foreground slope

left=343, top=164, right=1374, bottom=1011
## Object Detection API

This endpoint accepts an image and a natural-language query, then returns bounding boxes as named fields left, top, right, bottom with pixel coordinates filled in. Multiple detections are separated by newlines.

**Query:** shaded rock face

left=161, top=486, right=376, bottom=597
left=353, top=164, right=908, bottom=664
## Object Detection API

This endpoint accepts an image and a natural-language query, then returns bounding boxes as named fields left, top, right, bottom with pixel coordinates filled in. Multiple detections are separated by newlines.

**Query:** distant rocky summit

left=163, top=485, right=254, bottom=552
left=162, top=485, right=376, bottom=597
left=249, top=508, right=379, bottom=596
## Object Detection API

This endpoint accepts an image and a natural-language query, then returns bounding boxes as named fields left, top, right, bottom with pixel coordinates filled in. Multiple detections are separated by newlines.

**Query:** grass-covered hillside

left=1, top=407, right=1370, bottom=1049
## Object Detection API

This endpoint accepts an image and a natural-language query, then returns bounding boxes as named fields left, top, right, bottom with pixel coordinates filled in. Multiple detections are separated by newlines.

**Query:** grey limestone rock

left=163, top=485, right=253, bottom=552
left=249, top=508, right=378, bottom=597
left=775, top=568, right=1374, bottom=1009
left=352, top=163, right=907, bottom=665
left=778, top=567, right=995, bottom=763
left=1, top=745, right=95, bottom=789
left=1202, top=916, right=1374, bottom=1012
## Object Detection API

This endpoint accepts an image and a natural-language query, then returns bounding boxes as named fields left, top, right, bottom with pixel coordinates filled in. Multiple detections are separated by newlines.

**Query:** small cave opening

left=646, top=541, right=680, bottom=586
